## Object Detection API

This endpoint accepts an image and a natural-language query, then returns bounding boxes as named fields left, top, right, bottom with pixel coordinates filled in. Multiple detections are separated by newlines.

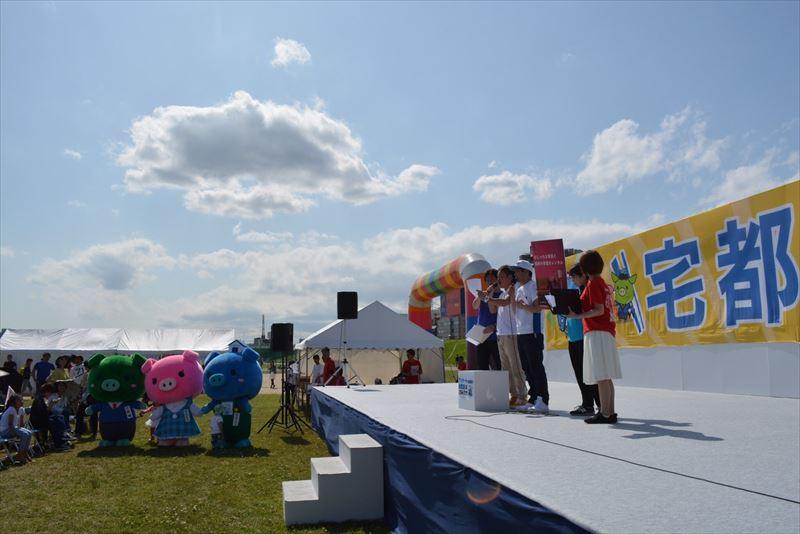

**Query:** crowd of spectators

left=1, top=353, right=93, bottom=466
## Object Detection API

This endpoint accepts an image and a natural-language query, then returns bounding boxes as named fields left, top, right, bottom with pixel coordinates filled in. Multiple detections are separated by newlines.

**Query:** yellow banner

left=546, top=181, right=800, bottom=349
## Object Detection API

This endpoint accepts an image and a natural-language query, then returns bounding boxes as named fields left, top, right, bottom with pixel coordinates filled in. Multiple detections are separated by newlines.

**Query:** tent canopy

left=297, top=301, right=443, bottom=350
left=0, top=328, right=235, bottom=363
left=296, top=301, right=444, bottom=384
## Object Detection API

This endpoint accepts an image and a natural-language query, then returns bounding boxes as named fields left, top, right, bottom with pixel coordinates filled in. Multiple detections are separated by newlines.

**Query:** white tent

left=0, top=328, right=236, bottom=365
left=295, top=301, right=444, bottom=384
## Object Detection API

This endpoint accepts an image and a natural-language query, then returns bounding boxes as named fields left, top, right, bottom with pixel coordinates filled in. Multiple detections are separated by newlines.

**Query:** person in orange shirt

left=402, top=349, right=423, bottom=384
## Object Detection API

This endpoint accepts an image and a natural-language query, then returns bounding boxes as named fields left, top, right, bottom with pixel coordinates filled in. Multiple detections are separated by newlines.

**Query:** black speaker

left=270, top=323, right=294, bottom=352
left=337, top=291, right=358, bottom=319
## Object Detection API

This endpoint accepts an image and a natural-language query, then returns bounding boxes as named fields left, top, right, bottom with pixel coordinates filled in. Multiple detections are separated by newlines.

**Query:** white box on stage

left=458, top=370, right=509, bottom=412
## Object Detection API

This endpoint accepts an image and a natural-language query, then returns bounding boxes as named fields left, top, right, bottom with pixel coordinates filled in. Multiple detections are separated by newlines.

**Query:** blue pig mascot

left=200, top=347, right=263, bottom=448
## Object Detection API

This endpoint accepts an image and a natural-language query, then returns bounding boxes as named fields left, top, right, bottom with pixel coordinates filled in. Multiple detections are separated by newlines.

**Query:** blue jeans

left=2, top=427, right=33, bottom=452
left=48, top=414, right=68, bottom=447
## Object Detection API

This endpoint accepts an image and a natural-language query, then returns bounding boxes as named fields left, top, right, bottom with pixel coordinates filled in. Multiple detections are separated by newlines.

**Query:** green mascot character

left=84, top=353, right=147, bottom=447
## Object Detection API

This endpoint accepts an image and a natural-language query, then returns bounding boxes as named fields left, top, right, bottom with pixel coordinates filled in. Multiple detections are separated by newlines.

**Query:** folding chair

left=0, top=435, right=21, bottom=466
left=24, top=420, right=46, bottom=456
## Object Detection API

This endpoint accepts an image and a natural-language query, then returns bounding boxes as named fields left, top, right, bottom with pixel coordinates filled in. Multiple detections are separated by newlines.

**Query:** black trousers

left=517, top=333, right=549, bottom=405
left=476, top=338, right=501, bottom=370
left=75, top=400, right=87, bottom=435
left=568, top=340, right=601, bottom=410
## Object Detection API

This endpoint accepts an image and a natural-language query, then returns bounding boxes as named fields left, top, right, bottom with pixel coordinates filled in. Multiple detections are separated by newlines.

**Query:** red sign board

left=443, top=289, right=463, bottom=317
left=530, top=239, right=567, bottom=302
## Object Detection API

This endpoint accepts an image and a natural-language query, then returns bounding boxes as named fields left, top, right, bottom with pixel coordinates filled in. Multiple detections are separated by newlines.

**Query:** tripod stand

left=322, top=318, right=365, bottom=388
left=258, top=350, right=313, bottom=434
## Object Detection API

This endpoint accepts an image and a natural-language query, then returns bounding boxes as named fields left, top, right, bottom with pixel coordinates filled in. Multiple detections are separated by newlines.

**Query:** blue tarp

left=310, top=388, right=589, bottom=533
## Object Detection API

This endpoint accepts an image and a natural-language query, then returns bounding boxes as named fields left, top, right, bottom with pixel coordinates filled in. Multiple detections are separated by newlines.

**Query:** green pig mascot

left=85, top=353, right=147, bottom=447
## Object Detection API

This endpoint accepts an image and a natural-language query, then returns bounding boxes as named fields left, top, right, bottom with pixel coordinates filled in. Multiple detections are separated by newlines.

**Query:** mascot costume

left=84, top=353, right=146, bottom=447
left=141, top=350, right=205, bottom=447
left=200, top=347, right=263, bottom=448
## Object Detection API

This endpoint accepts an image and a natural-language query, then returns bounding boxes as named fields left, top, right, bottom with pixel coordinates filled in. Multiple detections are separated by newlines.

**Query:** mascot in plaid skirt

left=141, top=350, right=205, bottom=447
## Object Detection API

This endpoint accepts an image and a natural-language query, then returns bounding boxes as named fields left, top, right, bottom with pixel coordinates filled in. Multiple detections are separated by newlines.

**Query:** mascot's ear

left=242, top=347, right=259, bottom=362
left=204, top=351, right=220, bottom=367
left=182, top=350, right=199, bottom=363
left=131, top=353, right=146, bottom=370
left=629, top=274, right=638, bottom=284
left=141, top=358, right=155, bottom=375
left=88, top=353, right=106, bottom=369
left=611, top=272, right=619, bottom=283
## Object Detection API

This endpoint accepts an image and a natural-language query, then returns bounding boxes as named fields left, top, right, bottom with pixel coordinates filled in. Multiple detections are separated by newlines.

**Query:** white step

left=282, top=433, right=384, bottom=526
left=311, top=456, right=349, bottom=497
left=339, top=433, right=383, bottom=473
left=282, top=480, right=321, bottom=525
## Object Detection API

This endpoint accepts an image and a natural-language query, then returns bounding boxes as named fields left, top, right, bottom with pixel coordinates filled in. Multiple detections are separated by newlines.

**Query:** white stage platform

left=315, top=382, right=800, bottom=533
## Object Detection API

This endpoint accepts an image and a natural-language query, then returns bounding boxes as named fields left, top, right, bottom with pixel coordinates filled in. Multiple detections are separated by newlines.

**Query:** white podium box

left=458, top=370, right=509, bottom=412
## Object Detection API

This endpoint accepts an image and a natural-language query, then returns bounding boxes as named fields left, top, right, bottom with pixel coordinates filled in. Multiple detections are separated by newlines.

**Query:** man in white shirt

left=513, top=259, right=550, bottom=413
left=310, top=353, right=324, bottom=386
left=488, top=265, right=528, bottom=407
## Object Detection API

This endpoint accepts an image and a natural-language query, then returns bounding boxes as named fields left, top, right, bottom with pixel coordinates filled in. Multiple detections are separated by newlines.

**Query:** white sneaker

left=513, top=402, right=533, bottom=411
left=533, top=397, right=549, bottom=414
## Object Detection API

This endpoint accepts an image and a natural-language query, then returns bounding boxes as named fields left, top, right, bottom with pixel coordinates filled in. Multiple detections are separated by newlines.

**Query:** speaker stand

left=258, top=350, right=313, bottom=434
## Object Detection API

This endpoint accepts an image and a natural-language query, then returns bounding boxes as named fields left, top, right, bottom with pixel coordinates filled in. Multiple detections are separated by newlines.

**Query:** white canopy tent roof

left=0, top=328, right=235, bottom=364
left=297, top=301, right=443, bottom=351
left=296, top=301, right=444, bottom=384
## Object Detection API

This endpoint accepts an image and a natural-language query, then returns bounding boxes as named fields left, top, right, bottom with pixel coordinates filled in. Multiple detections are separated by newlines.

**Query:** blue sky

left=1, top=1, right=798, bottom=339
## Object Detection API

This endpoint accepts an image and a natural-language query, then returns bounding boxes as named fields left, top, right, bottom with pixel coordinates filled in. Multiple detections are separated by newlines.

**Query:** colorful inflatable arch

left=408, top=253, right=492, bottom=330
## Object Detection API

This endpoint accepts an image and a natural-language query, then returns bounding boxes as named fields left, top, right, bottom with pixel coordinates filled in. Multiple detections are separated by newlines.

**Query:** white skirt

left=583, top=330, right=622, bottom=384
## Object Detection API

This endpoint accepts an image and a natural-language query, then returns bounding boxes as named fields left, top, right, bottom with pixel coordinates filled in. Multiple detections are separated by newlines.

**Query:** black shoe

left=570, top=405, right=595, bottom=416
left=585, top=413, right=614, bottom=424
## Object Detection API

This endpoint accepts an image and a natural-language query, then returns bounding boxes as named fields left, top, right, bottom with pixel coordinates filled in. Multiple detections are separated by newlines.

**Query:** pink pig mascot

left=141, top=350, right=205, bottom=447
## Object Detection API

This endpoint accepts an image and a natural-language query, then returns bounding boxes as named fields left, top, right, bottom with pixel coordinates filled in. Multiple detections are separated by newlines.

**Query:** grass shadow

left=287, top=519, right=389, bottom=533
left=77, top=444, right=208, bottom=458
left=205, top=447, right=271, bottom=458
left=281, top=435, right=311, bottom=445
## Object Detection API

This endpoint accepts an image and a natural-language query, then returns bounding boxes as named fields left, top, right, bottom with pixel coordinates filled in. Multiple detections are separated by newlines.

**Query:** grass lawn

left=443, top=338, right=466, bottom=366
left=1, top=394, right=388, bottom=534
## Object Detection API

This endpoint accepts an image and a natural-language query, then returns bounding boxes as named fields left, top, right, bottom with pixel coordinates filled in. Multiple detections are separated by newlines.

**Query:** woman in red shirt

left=568, top=250, right=621, bottom=424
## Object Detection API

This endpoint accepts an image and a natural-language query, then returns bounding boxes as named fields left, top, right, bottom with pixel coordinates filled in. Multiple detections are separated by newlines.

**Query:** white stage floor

left=316, top=382, right=800, bottom=533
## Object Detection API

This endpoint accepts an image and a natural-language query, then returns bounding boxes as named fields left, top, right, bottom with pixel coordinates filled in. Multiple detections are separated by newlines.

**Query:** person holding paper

left=487, top=266, right=528, bottom=408
left=513, top=260, right=550, bottom=413
left=562, top=264, right=601, bottom=416
left=568, top=250, right=621, bottom=424
left=473, top=269, right=502, bottom=371
left=402, top=349, right=423, bottom=384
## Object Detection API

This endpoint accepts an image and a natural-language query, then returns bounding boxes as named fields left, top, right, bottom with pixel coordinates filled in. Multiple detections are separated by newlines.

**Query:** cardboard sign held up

left=530, top=239, right=567, bottom=305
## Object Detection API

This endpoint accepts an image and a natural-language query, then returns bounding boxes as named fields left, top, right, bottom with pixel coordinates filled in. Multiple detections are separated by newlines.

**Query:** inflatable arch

left=408, top=253, right=492, bottom=331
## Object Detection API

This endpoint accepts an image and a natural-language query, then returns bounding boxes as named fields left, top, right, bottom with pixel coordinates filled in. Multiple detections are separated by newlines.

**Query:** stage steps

left=282, top=433, right=384, bottom=526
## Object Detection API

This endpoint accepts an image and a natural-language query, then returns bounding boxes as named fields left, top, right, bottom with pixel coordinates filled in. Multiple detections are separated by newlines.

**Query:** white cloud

left=67, top=200, right=86, bottom=208
left=29, top=238, right=175, bottom=291
left=703, top=150, right=794, bottom=206
left=166, top=215, right=641, bottom=337
left=560, top=51, right=576, bottom=63
left=271, top=37, right=311, bottom=68
left=646, top=213, right=667, bottom=228
left=0, top=246, right=15, bottom=258
left=473, top=171, right=552, bottom=205
left=488, top=160, right=497, bottom=169
left=574, top=108, right=727, bottom=194
left=23, top=215, right=641, bottom=338
left=232, top=222, right=293, bottom=244
left=63, top=148, right=82, bottom=160
left=117, top=91, right=439, bottom=219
